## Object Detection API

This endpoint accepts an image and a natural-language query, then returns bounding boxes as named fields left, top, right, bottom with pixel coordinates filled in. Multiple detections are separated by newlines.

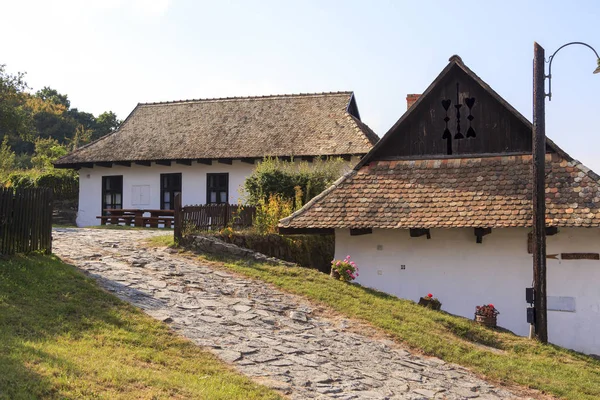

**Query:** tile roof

left=279, top=153, right=600, bottom=229
left=55, top=92, right=377, bottom=166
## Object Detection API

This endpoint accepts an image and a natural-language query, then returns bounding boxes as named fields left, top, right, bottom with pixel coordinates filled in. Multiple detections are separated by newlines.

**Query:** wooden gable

left=364, top=56, right=553, bottom=163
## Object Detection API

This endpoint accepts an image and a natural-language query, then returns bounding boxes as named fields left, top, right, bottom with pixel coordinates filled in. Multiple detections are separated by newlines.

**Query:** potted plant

left=418, top=293, right=442, bottom=310
left=330, top=255, right=359, bottom=282
left=474, top=304, right=500, bottom=327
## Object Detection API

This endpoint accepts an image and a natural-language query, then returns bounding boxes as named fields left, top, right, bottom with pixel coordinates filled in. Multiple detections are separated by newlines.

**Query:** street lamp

left=531, top=41, right=600, bottom=343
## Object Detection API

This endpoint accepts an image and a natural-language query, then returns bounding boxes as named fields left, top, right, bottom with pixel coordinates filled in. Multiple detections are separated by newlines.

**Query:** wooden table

left=99, top=209, right=174, bottom=228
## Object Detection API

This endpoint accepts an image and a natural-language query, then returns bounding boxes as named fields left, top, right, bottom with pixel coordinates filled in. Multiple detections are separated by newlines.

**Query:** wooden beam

left=278, top=227, right=334, bottom=235
left=278, top=156, right=292, bottom=162
left=155, top=160, right=171, bottom=166
left=240, top=158, right=256, bottom=165
left=350, top=228, right=372, bottom=236
left=218, top=159, right=232, bottom=165
left=409, top=228, right=431, bottom=239
left=114, top=161, right=131, bottom=167
left=197, top=159, right=212, bottom=165
left=176, top=159, right=192, bottom=166
left=474, top=227, right=492, bottom=244
left=134, top=161, right=151, bottom=167
left=301, top=156, right=314, bottom=162
left=96, top=162, right=112, bottom=168
left=340, top=154, right=352, bottom=161
left=77, top=163, right=94, bottom=169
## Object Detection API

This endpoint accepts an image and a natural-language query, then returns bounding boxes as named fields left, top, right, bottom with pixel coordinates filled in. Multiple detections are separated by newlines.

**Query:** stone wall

left=183, top=234, right=296, bottom=267
left=210, top=232, right=334, bottom=273
left=52, top=199, right=78, bottom=226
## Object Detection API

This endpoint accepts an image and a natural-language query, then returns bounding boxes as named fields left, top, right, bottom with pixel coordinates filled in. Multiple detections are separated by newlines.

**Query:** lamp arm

left=546, top=42, right=600, bottom=101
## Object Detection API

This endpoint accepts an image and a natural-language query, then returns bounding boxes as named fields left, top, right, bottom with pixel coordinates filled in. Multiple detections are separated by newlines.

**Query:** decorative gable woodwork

left=363, top=56, right=557, bottom=164
left=376, top=63, right=533, bottom=159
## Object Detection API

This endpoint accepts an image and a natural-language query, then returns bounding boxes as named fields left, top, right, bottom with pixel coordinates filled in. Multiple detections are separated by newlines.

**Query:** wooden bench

left=141, top=216, right=174, bottom=228
left=96, top=215, right=135, bottom=226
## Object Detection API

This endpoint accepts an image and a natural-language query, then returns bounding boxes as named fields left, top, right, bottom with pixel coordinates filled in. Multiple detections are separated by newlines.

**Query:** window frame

left=101, top=175, right=123, bottom=215
left=206, top=173, right=229, bottom=204
left=160, top=173, right=182, bottom=210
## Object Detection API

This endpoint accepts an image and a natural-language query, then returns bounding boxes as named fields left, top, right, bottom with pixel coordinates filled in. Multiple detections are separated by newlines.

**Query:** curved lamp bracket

left=546, top=41, right=600, bottom=101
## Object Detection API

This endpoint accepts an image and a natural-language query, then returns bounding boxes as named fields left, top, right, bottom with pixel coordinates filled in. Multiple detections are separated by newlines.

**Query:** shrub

left=253, top=194, right=293, bottom=235
left=243, top=157, right=350, bottom=206
left=3, top=169, right=78, bottom=201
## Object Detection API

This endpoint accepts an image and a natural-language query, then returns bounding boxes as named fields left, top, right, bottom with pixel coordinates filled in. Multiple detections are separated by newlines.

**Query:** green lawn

left=0, top=254, right=280, bottom=400
left=147, top=235, right=600, bottom=400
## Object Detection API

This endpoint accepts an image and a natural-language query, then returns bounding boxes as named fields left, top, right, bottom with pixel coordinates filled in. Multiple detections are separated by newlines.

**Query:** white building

left=55, top=92, right=378, bottom=227
left=280, top=56, right=600, bottom=356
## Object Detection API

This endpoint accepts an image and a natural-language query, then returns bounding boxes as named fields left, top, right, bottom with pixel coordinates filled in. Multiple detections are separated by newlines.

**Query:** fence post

left=174, top=193, right=182, bottom=244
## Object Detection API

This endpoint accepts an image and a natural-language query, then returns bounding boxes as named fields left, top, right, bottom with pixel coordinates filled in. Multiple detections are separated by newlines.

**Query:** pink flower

left=346, top=255, right=351, bottom=259
left=356, top=273, right=359, bottom=277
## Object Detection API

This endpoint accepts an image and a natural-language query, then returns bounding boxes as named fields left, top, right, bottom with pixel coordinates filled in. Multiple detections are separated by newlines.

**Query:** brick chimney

left=406, top=94, right=421, bottom=110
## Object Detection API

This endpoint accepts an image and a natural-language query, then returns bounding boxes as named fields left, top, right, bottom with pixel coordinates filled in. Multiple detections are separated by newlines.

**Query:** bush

left=253, top=194, right=293, bottom=235
left=3, top=169, right=78, bottom=201
left=243, top=157, right=350, bottom=205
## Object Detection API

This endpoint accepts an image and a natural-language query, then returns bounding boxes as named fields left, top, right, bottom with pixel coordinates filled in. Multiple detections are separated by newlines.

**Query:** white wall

left=77, top=156, right=361, bottom=227
left=77, top=161, right=255, bottom=227
left=335, top=227, right=600, bottom=356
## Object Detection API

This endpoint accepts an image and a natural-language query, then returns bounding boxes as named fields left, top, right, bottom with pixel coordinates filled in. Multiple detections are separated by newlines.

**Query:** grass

left=146, top=234, right=600, bottom=400
left=0, top=253, right=281, bottom=400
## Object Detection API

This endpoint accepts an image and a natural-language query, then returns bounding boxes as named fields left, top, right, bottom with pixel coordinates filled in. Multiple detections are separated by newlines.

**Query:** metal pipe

left=547, top=41, right=600, bottom=100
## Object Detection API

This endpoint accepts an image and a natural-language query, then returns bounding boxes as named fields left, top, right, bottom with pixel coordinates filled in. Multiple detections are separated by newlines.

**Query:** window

left=102, top=176, right=123, bottom=215
left=161, top=173, right=182, bottom=210
left=207, top=173, right=228, bottom=204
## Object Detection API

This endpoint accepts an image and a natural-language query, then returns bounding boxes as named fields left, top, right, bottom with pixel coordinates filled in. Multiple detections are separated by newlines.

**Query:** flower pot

left=330, top=268, right=341, bottom=280
left=475, top=314, right=497, bottom=328
left=418, top=297, right=441, bottom=311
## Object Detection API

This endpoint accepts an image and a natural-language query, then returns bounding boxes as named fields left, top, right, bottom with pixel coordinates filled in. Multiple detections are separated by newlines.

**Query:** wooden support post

left=532, top=41, right=548, bottom=343
left=474, top=227, right=492, bottom=243
left=350, top=228, right=372, bottom=236
left=174, top=193, right=182, bottom=244
left=409, top=228, right=431, bottom=239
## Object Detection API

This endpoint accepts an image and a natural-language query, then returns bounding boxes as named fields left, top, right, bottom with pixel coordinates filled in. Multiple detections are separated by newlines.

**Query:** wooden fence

left=0, top=187, right=53, bottom=255
left=174, top=194, right=255, bottom=242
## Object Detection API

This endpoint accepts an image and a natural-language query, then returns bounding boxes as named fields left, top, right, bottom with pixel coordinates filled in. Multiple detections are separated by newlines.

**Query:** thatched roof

left=55, top=92, right=378, bottom=167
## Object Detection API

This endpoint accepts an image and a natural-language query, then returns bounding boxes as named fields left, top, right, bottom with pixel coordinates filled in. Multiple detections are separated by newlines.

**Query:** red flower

left=427, top=293, right=433, bottom=298
left=488, top=304, right=494, bottom=308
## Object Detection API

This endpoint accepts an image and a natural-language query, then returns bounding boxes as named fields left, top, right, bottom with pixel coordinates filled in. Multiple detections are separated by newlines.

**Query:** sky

left=1, top=0, right=599, bottom=170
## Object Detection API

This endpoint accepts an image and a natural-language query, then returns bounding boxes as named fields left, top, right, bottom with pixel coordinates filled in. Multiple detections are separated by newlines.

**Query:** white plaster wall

left=77, top=156, right=360, bottom=227
left=77, top=161, right=255, bottom=227
left=335, top=227, right=600, bottom=355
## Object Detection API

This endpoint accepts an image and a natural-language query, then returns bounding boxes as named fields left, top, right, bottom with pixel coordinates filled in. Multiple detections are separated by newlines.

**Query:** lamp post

left=531, top=41, right=600, bottom=343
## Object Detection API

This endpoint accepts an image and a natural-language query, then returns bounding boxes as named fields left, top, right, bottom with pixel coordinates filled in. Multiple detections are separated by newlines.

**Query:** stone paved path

left=52, top=228, right=532, bottom=400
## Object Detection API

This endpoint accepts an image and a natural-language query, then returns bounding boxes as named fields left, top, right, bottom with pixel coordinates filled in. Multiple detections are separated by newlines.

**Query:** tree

left=94, top=111, right=121, bottom=140
left=0, top=64, right=32, bottom=153
left=70, top=124, right=92, bottom=150
left=35, top=86, right=70, bottom=109
left=30, top=138, right=68, bottom=171
left=0, top=136, right=16, bottom=174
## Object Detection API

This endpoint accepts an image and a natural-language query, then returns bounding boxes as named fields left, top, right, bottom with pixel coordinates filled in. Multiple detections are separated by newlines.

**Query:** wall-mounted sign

left=561, top=253, right=600, bottom=260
